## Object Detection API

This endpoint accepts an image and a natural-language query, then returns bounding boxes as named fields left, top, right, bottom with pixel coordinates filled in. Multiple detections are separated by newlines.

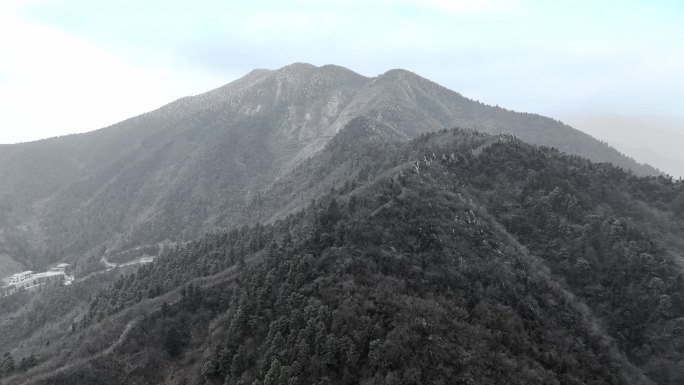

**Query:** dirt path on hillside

left=13, top=252, right=263, bottom=385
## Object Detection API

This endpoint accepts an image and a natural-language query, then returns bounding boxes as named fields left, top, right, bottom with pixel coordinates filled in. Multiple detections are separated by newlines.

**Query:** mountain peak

left=271, top=62, right=368, bottom=86
left=379, top=68, right=417, bottom=78
left=276, top=62, right=317, bottom=73
left=374, top=68, right=429, bottom=84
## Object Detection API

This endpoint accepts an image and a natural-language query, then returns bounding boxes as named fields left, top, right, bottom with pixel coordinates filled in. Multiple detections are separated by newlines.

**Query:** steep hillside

left=0, top=63, right=658, bottom=275
left=2, top=127, right=683, bottom=385
left=339, top=68, right=658, bottom=176
left=0, top=64, right=371, bottom=271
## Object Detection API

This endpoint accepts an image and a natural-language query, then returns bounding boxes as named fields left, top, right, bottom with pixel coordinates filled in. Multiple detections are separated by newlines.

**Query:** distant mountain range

left=0, top=63, right=659, bottom=273
left=560, top=113, right=684, bottom=179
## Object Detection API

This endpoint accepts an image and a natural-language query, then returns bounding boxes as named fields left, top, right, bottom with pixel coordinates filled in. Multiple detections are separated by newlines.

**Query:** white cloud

left=295, top=0, right=517, bottom=12
left=418, top=0, right=521, bottom=12
left=0, top=2, right=224, bottom=144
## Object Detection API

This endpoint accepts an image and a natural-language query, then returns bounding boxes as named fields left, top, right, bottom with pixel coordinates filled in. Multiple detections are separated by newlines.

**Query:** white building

left=50, top=263, right=70, bottom=272
left=10, top=271, right=34, bottom=283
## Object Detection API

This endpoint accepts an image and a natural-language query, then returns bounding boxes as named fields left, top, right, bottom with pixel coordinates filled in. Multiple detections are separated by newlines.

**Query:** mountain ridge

left=0, top=63, right=661, bottom=274
left=2, top=126, right=682, bottom=384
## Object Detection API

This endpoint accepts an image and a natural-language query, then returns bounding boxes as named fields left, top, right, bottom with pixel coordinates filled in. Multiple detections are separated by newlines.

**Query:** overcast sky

left=1, top=0, right=682, bottom=144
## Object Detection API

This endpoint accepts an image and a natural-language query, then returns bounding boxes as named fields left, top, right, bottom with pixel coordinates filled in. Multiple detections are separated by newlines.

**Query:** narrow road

left=15, top=252, right=262, bottom=385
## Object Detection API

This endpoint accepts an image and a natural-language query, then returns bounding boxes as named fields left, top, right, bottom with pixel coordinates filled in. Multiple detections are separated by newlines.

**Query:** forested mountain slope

left=2, top=127, right=683, bottom=385
left=0, top=63, right=658, bottom=274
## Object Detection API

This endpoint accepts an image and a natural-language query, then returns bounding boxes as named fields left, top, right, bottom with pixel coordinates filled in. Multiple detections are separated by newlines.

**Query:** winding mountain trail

left=14, top=252, right=263, bottom=385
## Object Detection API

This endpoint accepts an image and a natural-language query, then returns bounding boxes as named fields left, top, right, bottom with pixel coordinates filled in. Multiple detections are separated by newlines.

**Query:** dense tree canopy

left=2, top=127, right=683, bottom=385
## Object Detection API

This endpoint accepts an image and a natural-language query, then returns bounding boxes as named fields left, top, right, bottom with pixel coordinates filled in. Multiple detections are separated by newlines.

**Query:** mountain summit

left=0, top=63, right=659, bottom=271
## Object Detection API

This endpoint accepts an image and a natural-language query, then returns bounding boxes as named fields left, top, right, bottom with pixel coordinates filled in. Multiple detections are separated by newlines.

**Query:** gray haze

left=561, top=114, right=684, bottom=179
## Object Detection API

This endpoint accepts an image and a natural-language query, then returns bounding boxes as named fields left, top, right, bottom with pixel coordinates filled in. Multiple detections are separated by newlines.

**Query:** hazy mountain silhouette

left=561, top=113, right=684, bottom=178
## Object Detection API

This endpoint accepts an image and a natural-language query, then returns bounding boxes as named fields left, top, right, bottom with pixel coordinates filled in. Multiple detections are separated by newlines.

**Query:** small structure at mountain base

left=50, top=263, right=70, bottom=273
left=10, top=271, right=33, bottom=284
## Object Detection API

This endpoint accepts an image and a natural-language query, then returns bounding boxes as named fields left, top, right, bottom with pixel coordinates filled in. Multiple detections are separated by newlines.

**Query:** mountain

left=2, top=64, right=681, bottom=384
left=1, top=124, right=683, bottom=384
left=0, top=63, right=659, bottom=276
